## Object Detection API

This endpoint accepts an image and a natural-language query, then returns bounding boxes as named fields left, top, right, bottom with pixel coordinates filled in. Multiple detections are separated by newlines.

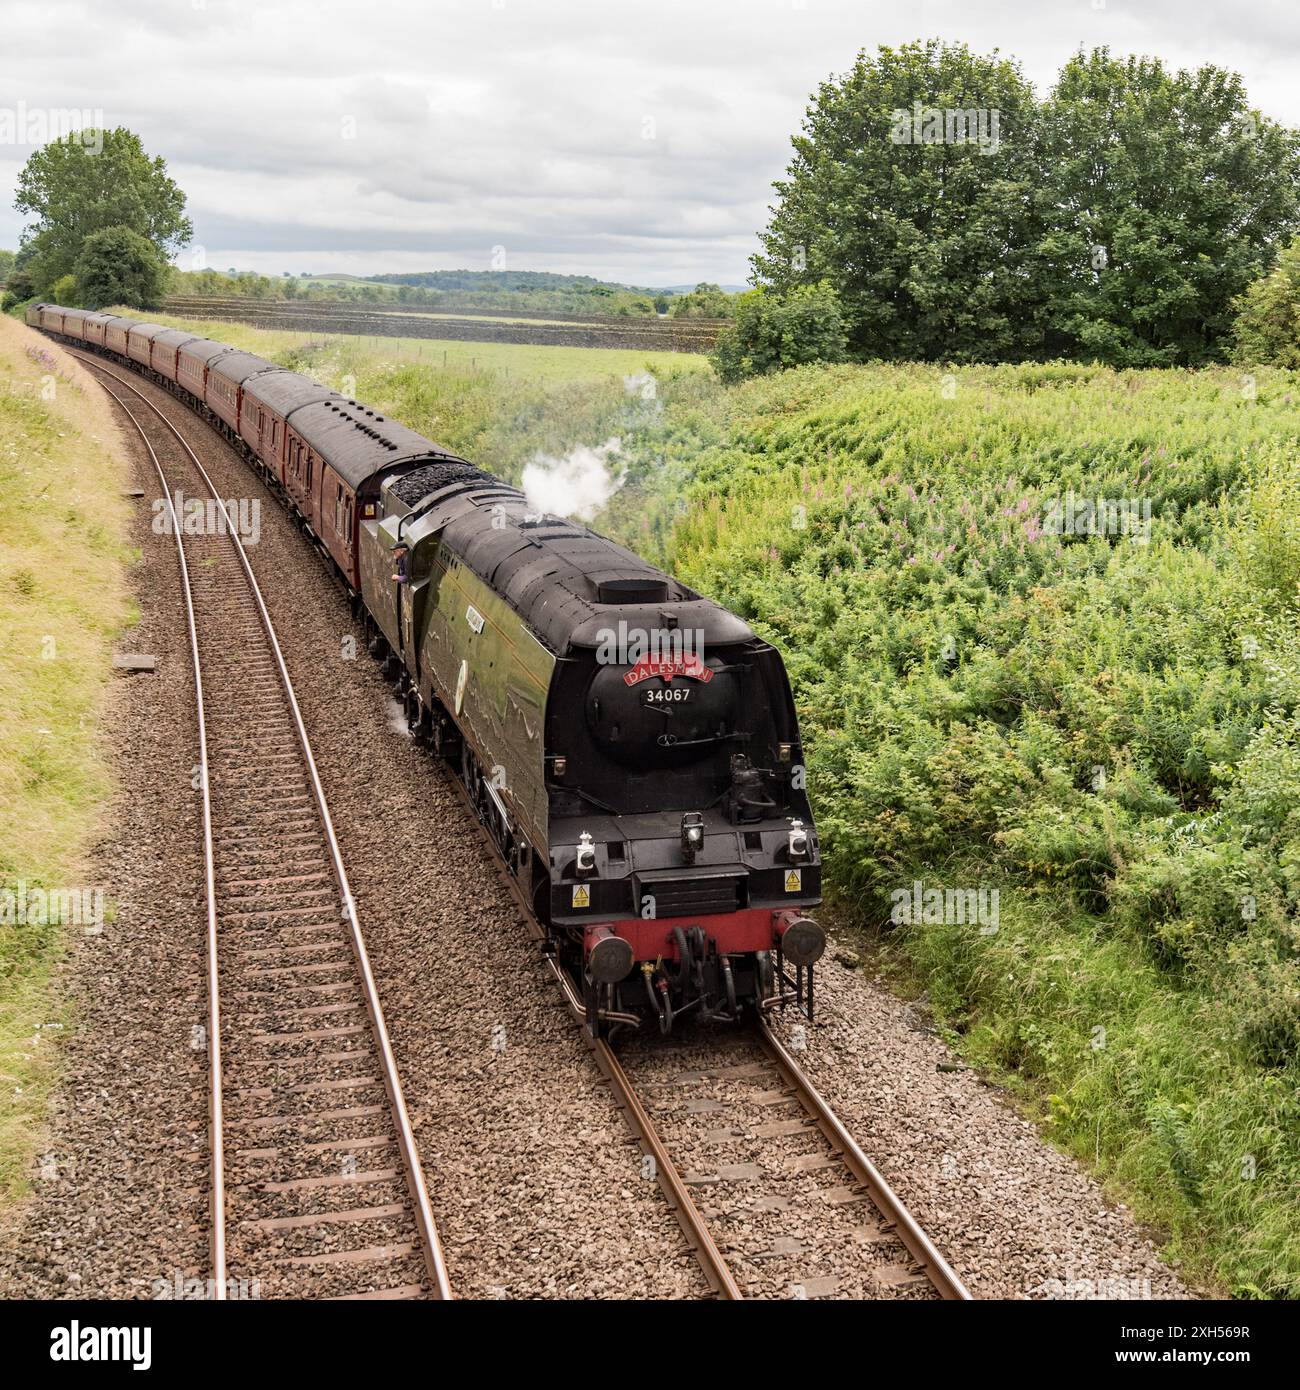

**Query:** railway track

left=612, top=1024, right=971, bottom=1299
left=72, top=350, right=451, bottom=1301
left=440, top=749, right=971, bottom=1301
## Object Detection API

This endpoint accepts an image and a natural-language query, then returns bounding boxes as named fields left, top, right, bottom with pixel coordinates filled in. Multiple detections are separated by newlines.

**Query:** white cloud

left=2, top=0, right=1298, bottom=284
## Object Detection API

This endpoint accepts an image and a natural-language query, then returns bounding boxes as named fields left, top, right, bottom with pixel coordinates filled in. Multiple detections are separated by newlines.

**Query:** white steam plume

left=521, top=436, right=624, bottom=522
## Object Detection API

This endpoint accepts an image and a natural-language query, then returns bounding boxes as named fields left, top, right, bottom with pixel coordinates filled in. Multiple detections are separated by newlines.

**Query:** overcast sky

left=3, top=0, right=1298, bottom=287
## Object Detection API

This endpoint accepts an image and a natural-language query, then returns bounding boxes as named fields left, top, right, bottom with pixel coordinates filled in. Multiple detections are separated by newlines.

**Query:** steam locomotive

left=30, top=302, right=825, bottom=1037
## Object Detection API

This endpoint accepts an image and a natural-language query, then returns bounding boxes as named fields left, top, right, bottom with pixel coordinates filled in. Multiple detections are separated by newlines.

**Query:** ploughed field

left=162, top=296, right=722, bottom=354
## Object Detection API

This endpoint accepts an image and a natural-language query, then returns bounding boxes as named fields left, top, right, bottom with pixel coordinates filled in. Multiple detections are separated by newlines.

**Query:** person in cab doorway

left=391, top=542, right=410, bottom=584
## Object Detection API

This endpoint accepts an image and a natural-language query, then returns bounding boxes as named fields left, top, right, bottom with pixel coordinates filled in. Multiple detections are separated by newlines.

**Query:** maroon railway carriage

left=103, top=316, right=137, bottom=355
left=176, top=338, right=235, bottom=402
left=204, top=350, right=278, bottom=434
left=57, top=308, right=90, bottom=340
left=238, top=370, right=332, bottom=487
left=150, top=329, right=200, bottom=382
left=126, top=322, right=167, bottom=368
left=260, top=384, right=463, bottom=589
left=83, top=312, right=114, bottom=348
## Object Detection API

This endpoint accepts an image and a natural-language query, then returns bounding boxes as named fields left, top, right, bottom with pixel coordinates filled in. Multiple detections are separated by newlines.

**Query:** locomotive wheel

left=461, top=743, right=480, bottom=807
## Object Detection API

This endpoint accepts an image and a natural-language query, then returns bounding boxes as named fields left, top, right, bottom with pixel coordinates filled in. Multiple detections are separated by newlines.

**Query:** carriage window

left=307, top=454, right=314, bottom=488
left=335, top=483, right=345, bottom=533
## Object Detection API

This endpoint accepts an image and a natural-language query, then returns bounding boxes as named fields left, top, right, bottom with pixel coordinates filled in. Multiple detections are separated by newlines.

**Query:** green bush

left=1234, top=237, right=1300, bottom=368
left=48, top=273, right=77, bottom=305
left=710, top=282, right=848, bottom=382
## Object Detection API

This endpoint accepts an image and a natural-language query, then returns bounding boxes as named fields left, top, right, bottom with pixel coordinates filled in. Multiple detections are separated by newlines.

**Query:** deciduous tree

left=1037, top=50, right=1300, bottom=366
left=14, top=128, right=191, bottom=295
left=753, top=40, right=1047, bottom=362
left=74, top=226, right=170, bottom=309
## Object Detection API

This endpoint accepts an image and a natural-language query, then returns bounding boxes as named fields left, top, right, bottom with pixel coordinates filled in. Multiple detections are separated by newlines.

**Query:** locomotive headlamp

left=788, top=818, right=809, bottom=861
left=575, top=831, right=596, bottom=875
left=681, top=812, right=705, bottom=863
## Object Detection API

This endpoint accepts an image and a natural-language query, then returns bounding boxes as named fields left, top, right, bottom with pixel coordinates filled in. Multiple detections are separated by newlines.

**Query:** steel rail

left=87, top=374, right=229, bottom=1299
left=755, top=1018, right=972, bottom=1300
left=587, top=1034, right=743, bottom=1299
left=74, top=350, right=452, bottom=1301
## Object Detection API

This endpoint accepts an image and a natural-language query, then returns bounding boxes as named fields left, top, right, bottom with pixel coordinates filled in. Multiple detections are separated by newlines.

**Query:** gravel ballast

left=767, top=955, right=1193, bottom=1299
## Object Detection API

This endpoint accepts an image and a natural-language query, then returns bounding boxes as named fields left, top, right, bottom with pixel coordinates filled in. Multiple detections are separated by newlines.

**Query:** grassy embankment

left=604, top=359, right=1300, bottom=1298
left=0, top=317, right=133, bottom=1201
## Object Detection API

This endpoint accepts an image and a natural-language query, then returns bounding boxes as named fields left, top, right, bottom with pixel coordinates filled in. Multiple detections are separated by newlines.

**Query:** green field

left=124, top=310, right=706, bottom=486
left=140, top=309, right=706, bottom=385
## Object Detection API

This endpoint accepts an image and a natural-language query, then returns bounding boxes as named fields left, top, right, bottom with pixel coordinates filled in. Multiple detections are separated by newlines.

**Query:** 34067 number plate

left=642, top=686, right=692, bottom=705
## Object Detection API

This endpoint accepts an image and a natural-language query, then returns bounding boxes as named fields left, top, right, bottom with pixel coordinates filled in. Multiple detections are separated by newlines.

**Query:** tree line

left=715, top=41, right=1300, bottom=379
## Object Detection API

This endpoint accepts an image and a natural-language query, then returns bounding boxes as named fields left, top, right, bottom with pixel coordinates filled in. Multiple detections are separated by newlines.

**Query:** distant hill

left=362, top=268, right=688, bottom=318
left=368, top=269, right=668, bottom=297
left=176, top=267, right=741, bottom=319
left=657, top=283, right=747, bottom=295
